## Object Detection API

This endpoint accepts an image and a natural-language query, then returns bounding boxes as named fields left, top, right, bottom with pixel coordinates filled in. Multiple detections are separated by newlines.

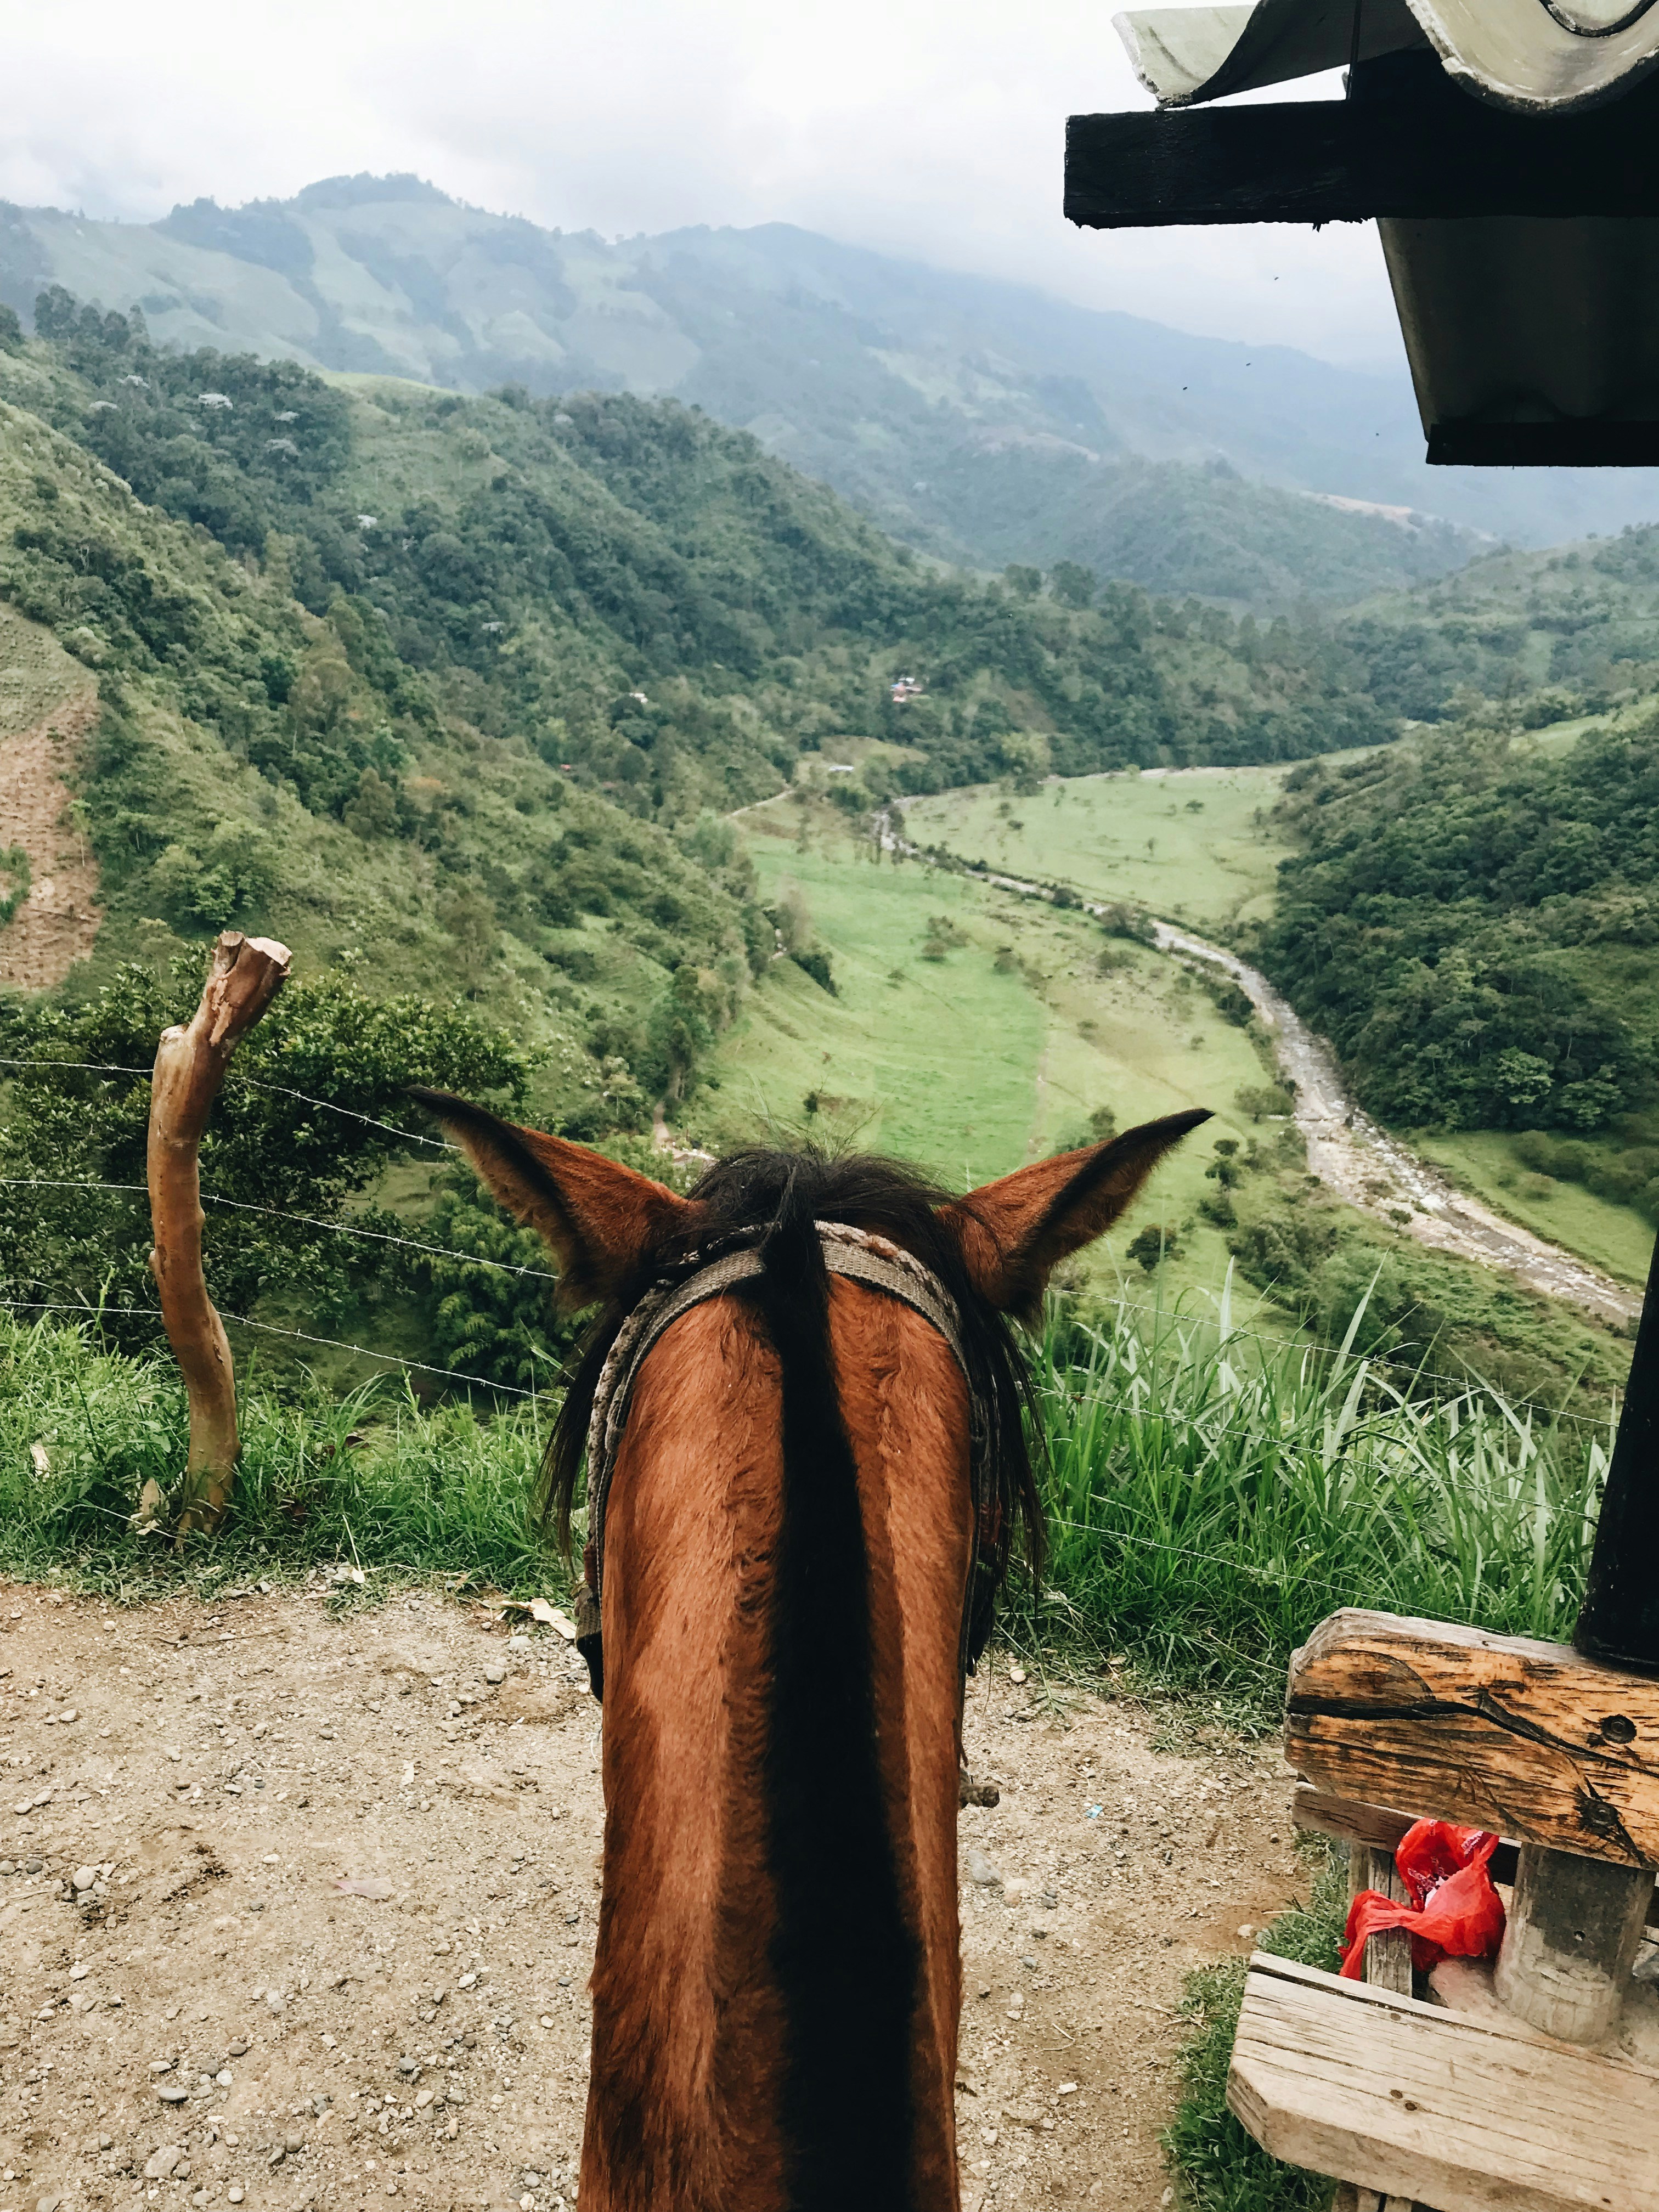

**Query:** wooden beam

left=1285, top=1610, right=1659, bottom=1870
left=1429, top=424, right=1659, bottom=468
left=1064, top=55, right=1659, bottom=229
left=1228, top=1951, right=1659, bottom=2212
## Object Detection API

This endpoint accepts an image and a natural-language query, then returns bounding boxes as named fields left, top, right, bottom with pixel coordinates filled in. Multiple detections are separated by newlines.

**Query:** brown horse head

left=410, top=1094, right=1207, bottom=2212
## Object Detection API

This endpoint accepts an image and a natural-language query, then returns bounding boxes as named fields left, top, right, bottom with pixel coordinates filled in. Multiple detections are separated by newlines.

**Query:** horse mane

left=542, top=1143, right=1046, bottom=1607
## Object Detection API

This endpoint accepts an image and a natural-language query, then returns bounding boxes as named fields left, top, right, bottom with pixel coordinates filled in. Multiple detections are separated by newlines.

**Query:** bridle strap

left=584, top=1221, right=989, bottom=1608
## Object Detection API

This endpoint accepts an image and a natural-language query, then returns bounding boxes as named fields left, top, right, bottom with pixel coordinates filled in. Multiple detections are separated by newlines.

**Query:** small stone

left=1237, top=1924, right=1256, bottom=1943
left=145, top=2149, right=183, bottom=2182
left=69, top=1961, right=91, bottom=1979
left=1058, top=2083, right=1077, bottom=2095
left=1008, top=1666, right=1027, bottom=1685
left=72, top=1866, right=97, bottom=1893
left=963, top=1850, right=1002, bottom=1889
left=158, top=2085, right=190, bottom=2104
left=483, top=1665, right=506, bottom=1686
left=227, top=2187, right=245, bottom=2204
left=216, top=2069, right=233, bottom=2087
left=228, top=2038, right=249, bottom=2057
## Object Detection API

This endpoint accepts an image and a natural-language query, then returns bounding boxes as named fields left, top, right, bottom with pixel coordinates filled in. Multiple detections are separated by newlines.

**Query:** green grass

left=3, top=1274, right=1606, bottom=1686
left=1024, top=1280, right=1603, bottom=1710
left=0, top=1314, right=560, bottom=1602
left=1163, top=1843, right=1349, bottom=2212
left=902, top=764, right=1305, bottom=933
left=697, top=813, right=1269, bottom=1305
left=1417, top=1131, right=1656, bottom=1289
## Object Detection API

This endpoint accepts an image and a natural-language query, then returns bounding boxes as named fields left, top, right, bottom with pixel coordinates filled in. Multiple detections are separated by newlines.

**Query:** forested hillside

left=1336, top=529, right=1659, bottom=725
left=1250, top=722, right=1659, bottom=1217
left=1, top=290, right=1400, bottom=817
left=12, top=178, right=1658, bottom=592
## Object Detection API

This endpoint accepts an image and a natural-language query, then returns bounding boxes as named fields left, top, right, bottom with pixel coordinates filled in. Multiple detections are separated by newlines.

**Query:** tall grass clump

left=0, top=1314, right=556, bottom=1600
left=1025, top=1269, right=1610, bottom=1702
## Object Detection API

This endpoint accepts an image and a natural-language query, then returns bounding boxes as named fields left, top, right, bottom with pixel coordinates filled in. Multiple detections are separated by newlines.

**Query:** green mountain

left=13, top=179, right=1650, bottom=604
left=1249, top=720, right=1659, bottom=1207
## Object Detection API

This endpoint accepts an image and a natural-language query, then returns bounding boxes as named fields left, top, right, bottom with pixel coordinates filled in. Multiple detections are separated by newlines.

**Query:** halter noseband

left=571, top=1220, right=996, bottom=1705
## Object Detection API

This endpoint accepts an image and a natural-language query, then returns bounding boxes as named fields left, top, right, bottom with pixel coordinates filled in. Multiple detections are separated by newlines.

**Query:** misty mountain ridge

left=4, top=172, right=1658, bottom=606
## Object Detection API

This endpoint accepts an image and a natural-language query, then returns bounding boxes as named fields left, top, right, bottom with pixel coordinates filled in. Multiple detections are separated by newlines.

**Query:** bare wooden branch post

left=138, top=929, right=292, bottom=1538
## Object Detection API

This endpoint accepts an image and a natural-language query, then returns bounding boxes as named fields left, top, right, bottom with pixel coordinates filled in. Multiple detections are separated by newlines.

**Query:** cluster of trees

left=0, top=962, right=526, bottom=1344
left=1250, top=721, right=1659, bottom=1134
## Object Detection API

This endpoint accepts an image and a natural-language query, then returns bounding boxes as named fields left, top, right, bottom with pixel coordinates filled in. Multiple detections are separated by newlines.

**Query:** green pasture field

left=695, top=810, right=1267, bottom=1302
left=901, top=763, right=1301, bottom=933
left=1416, top=1131, right=1656, bottom=1289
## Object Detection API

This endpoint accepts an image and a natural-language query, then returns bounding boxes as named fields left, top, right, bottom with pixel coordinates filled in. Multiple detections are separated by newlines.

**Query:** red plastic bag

left=1339, top=1820, right=1505, bottom=1980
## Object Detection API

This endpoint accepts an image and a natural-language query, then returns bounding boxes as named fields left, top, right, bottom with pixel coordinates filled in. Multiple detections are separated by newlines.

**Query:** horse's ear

left=943, top=1108, right=1212, bottom=1319
left=408, top=1088, right=695, bottom=1310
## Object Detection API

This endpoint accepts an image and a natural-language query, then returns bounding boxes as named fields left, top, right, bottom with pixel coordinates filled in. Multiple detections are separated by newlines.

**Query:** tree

left=1048, top=561, right=1098, bottom=610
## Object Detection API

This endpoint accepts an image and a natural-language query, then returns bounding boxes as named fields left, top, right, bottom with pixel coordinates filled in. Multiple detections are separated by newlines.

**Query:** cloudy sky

left=0, top=0, right=1405, bottom=370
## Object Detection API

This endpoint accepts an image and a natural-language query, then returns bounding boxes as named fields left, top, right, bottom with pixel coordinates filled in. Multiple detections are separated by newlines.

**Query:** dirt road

left=0, top=1587, right=1310, bottom=2212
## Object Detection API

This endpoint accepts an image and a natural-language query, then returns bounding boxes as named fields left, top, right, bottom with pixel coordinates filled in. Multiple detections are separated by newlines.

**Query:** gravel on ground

left=0, top=1585, right=1310, bottom=2212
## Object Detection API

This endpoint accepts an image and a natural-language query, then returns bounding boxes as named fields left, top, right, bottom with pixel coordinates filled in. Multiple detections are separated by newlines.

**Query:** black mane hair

left=543, top=1143, right=1046, bottom=1612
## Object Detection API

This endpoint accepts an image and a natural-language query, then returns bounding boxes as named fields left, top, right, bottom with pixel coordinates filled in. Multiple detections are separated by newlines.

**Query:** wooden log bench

left=1231, top=1952, right=1659, bottom=2212
left=1226, top=1610, right=1659, bottom=2212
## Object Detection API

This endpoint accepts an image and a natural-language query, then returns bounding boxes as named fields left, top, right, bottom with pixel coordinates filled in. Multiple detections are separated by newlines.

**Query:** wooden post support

left=139, top=929, right=291, bottom=1538
left=1493, top=1844, right=1656, bottom=2045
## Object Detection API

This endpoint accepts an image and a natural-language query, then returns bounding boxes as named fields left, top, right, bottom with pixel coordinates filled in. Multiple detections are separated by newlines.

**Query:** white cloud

left=0, top=0, right=1406, bottom=369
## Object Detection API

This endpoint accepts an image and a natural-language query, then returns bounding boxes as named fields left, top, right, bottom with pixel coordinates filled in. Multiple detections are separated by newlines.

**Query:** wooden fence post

left=137, top=929, right=291, bottom=1538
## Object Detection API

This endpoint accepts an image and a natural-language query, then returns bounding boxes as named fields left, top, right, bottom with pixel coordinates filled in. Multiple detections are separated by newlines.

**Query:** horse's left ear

left=942, top=1107, right=1212, bottom=1319
left=408, top=1087, right=696, bottom=1311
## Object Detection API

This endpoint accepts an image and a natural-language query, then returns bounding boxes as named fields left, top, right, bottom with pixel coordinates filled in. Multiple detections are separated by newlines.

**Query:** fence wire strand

left=0, top=1068, right=1632, bottom=1431
left=0, top=1299, right=541, bottom=1398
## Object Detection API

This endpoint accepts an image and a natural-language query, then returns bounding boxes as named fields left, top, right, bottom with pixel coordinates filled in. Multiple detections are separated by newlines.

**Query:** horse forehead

left=625, top=1275, right=969, bottom=1413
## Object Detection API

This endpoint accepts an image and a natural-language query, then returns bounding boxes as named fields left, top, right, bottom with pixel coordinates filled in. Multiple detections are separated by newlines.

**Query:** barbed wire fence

left=0, top=1056, right=1628, bottom=1433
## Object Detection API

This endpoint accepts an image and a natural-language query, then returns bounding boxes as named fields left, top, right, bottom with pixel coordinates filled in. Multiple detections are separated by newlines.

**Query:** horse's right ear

left=407, top=1088, right=695, bottom=1310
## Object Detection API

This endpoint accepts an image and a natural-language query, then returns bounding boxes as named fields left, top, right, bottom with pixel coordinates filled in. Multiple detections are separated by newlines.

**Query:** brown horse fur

left=409, top=1092, right=1208, bottom=2212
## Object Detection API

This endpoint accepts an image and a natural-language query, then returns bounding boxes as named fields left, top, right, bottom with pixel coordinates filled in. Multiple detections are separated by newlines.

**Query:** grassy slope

left=0, top=596, right=89, bottom=738
left=904, top=764, right=1296, bottom=932
left=695, top=805, right=1271, bottom=1304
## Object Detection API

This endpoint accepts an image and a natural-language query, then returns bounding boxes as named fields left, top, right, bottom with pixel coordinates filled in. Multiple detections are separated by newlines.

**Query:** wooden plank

left=1227, top=1954, right=1659, bottom=2212
left=1285, top=1610, right=1659, bottom=1869
left=1297, top=1787, right=1516, bottom=1888
left=1362, top=1845, right=1414, bottom=1997
left=1064, top=63, right=1659, bottom=229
